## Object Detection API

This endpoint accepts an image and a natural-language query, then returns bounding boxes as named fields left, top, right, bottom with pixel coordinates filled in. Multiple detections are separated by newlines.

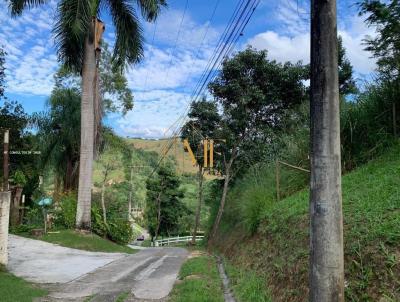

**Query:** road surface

left=7, top=235, right=188, bottom=301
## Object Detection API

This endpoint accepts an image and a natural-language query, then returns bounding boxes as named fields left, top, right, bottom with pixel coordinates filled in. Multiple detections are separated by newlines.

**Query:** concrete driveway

left=7, top=235, right=188, bottom=301
left=8, top=235, right=125, bottom=283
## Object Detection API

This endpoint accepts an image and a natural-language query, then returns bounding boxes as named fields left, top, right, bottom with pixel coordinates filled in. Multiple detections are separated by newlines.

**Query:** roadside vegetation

left=223, top=260, right=271, bottom=302
left=0, top=265, right=47, bottom=302
left=169, top=254, right=224, bottom=302
left=214, top=145, right=400, bottom=301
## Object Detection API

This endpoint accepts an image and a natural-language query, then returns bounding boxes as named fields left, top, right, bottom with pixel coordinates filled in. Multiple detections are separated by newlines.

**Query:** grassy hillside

left=214, top=144, right=400, bottom=301
left=126, top=138, right=201, bottom=176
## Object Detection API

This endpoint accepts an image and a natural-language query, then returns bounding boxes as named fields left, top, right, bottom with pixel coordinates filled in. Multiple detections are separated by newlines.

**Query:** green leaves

left=8, top=0, right=48, bottom=16
left=54, top=0, right=91, bottom=71
left=145, top=165, right=187, bottom=237
left=359, top=0, right=400, bottom=78
left=135, top=0, right=167, bottom=21
left=108, top=0, right=143, bottom=67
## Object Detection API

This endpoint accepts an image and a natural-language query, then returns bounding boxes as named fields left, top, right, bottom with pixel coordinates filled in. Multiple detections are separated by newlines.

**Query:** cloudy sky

left=0, top=0, right=376, bottom=138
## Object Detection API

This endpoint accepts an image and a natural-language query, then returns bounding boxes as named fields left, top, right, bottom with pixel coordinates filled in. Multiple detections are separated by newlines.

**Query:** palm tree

left=10, top=0, right=166, bottom=230
left=32, top=88, right=81, bottom=193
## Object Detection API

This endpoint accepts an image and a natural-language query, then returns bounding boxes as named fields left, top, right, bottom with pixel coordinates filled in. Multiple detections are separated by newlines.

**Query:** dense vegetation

left=196, top=1, right=400, bottom=301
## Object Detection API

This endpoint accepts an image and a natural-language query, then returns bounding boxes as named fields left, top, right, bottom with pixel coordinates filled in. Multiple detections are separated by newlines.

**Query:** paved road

left=8, top=235, right=188, bottom=301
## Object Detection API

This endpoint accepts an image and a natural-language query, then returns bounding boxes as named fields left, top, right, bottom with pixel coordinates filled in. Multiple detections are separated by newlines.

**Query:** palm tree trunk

left=192, top=167, right=204, bottom=244
left=309, top=0, right=344, bottom=300
left=76, top=34, right=96, bottom=231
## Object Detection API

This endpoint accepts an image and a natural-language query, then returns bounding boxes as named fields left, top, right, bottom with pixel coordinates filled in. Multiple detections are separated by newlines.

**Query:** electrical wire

left=149, top=0, right=261, bottom=177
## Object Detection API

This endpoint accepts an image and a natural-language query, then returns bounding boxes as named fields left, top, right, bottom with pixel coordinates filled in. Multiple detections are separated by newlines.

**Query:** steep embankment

left=214, top=145, right=400, bottom=301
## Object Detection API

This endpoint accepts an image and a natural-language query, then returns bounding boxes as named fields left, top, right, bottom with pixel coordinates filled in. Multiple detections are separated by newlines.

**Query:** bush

left=108, top=219, right=134, bottom=244
left=52, top=192, right=135, bottom=245
left=54, top=193, right=77, bottom=229
left=9, top=224, right=37, bottom=234
left=91, top=204, right=108, bottom=237
left=24, top=206, right=43, bottom=227
left=91, top=203, right=135, bottom=245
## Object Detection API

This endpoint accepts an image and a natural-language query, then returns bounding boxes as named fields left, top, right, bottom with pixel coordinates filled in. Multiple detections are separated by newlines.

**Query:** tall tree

left=10, top=0, right=166, bottom=230
left=338, top=36, right=358, bottom=96
left=181, top=99, right=221, bottom=244
left=95, top=128, right=129, bottom=224
left=310, top=0, right=344, bottom=300
left=145, top=164, right=186, bottom=241
left=208, top=48, right=308, bottom=240
left=359, top=0, right=400, bottom=79
left=32, top=88, right=81, bottom=193
left=359, top=0, right=400, bottom=136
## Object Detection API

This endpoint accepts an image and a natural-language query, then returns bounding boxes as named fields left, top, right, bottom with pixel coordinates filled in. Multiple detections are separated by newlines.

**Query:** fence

left=154, top=235, right=205, bottom=247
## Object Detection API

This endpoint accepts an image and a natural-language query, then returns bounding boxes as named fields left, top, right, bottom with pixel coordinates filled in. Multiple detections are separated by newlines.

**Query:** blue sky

left=0, top=0, right=376, bottom=138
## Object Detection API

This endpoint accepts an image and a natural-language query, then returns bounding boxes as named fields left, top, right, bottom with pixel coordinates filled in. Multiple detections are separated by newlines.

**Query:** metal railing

left=154, top=235, right=205, bottom=247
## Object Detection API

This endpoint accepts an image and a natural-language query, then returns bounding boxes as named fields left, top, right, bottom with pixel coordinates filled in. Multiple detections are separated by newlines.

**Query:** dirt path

left=8, top=235, right=188, bottom=301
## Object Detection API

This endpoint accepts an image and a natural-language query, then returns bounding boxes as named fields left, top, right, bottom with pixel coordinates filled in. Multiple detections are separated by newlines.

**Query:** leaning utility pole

left=310, top=0, right=344, bottom=301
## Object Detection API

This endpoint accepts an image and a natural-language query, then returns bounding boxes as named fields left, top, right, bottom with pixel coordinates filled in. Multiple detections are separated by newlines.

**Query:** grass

left=214, top=144, right=400, bottom=301
left=169, top=254, right=224, bottom=302
left=115, top=292, right=129, bottom=302
left=223, top=260, right=272, bottom=302
left=0, top=265, right=47, bottom=302
left=22, top=229, right=137, bottom=254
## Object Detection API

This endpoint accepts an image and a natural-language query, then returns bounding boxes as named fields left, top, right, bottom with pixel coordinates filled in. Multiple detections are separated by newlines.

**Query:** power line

left=149, top=0, right=261, bottom=177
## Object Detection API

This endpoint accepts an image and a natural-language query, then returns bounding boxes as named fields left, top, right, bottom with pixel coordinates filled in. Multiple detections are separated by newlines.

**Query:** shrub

left=54, top=193, right=77, bottom=229
left=10, top=224, right=37, bottom=234
left=24, top=206, right=43, bottom=227
left=91, top=203, right=135, bottom=245
left=108, top=219, right=134, bottom=244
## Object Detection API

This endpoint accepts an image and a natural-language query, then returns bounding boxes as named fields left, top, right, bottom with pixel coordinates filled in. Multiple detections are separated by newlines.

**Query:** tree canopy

left=145, top=164, right=187, bottom=238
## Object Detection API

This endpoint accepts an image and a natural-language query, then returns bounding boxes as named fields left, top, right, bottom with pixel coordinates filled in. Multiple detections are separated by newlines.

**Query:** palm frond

left=107, top=0, right=144, bottom=66
left=53, top=0, right=91, bottom=71
left=9, top=0, right=48, bottom=16
left=135, top=0, right=167, bottom=21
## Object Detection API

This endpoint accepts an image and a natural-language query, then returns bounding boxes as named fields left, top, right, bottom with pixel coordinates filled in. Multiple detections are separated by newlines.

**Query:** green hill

left=126, top=138, right=205, bottom=176
left=214, top=144, right=400, bottom=301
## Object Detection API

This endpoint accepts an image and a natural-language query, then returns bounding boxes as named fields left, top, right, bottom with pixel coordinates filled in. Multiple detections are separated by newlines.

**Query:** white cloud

left=247, top=31, right=309, bottom=63
left=0, top=1, right=59, bottom=95
left=126, top=8, right=220, bottom=92
left=115, top=90, right=191, bottom=139
left=246, top=1, right=376, bottom=75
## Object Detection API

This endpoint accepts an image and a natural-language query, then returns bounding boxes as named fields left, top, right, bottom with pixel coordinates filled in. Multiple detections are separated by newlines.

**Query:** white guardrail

left=154, top=235, right=205, bottom=247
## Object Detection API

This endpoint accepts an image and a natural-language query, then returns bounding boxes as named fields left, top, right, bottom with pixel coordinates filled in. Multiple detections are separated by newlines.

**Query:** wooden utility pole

left=3, top=129, right=9, bottom=191
left=310, top=0, right=344, bottom=301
